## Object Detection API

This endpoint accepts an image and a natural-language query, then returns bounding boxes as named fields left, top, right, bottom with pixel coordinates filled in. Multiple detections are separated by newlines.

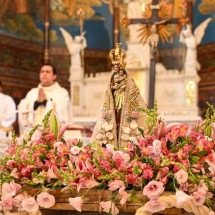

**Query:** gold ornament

left=109, top=43, right=127, bottom=68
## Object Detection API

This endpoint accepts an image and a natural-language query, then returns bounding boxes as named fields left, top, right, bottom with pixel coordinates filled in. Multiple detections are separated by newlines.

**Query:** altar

left=70, top=61, right=201, bottom=127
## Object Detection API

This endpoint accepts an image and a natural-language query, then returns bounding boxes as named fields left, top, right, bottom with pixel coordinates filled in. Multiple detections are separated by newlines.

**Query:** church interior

left=1, top=1, right=215, bottom=214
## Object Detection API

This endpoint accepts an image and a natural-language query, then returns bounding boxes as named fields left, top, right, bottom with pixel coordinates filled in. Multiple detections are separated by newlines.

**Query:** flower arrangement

left=0, top=105, right=215, bottom=215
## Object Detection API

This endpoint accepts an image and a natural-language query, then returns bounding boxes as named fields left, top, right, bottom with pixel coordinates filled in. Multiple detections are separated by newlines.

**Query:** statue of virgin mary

left=91, top=43, right=148, bottom=148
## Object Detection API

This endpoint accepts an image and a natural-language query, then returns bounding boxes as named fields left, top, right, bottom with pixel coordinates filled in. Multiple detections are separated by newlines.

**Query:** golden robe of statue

left=91, top=44, right=148, bottom=148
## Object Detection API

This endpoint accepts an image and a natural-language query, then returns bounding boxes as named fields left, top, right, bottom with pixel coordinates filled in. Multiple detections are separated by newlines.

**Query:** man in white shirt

left=18, top=64, right=72, bottom=135
left=0, top=81, right=16, bottom=136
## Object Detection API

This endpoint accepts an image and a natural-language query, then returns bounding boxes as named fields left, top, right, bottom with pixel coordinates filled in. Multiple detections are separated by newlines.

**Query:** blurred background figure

left=18, top=63, right=72, bottom=135
left=179, top=18, right=212, bottom=74
left=60, top=27, right=87, bottom=80
left=0, top=80, right=16, bottom=137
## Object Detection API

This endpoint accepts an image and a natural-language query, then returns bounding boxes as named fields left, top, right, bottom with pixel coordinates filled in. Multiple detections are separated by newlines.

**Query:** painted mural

left=0, top=1, right=214, bottom=50
left=194, top=0, right=215, bottom=44
left=0, top=0, right=112, bottom=49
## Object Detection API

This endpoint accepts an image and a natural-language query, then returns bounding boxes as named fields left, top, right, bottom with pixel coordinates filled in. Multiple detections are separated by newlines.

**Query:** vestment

left=18, top=82, right=71, bottom=134
left=0, top=92, right=16, bottom=128
left=91, top=70, right=147, bottom=148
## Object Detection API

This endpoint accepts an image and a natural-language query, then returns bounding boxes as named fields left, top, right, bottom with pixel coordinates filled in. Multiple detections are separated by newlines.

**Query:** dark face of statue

left=113, top=64, right=120, bottom=73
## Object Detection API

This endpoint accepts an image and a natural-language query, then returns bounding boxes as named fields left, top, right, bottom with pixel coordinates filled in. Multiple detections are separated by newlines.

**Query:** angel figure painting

left=179, top=17, right=212, bottom=73
left=60, top=27, right=87, bottom=80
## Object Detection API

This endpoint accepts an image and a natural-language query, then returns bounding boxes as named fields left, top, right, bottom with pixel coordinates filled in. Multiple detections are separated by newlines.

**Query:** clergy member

left=18, top=63, right=71, bottom=135
left=0, top=81, right=16, bottom=135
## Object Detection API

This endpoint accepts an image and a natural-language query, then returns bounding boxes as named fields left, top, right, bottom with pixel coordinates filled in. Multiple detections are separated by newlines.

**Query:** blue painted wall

left=193, top=0, right=215, bottom=44
left=85, top=3, right=113, bottom=50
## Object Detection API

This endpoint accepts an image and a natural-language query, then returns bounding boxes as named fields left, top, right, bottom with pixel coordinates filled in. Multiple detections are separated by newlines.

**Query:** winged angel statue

left=179, top=17, right=212, bottom=73
left=60, top=27, right=87, bottom=79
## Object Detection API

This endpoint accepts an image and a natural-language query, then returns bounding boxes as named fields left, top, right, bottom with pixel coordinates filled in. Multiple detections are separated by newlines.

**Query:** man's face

left=39, top=65, right=56, bottom=87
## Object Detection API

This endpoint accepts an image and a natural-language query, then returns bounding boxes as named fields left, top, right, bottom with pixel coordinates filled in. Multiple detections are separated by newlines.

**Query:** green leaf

left=77, top=140, right=83, bottom=147
left=189, top=155, right=200, bottom=164
left=142, top=155, right=155, bottom=166
left=138, top=127, right=144, bottom=137
left=42, top=110, right=52, bottom=129
left=28, top=124, right=40, bottom=141
left=188, top=175, right=199, bottom=184
left=135, top=145, right=141, bottom=157
left=50, top=114, right=59, bottom=139
left=167, top=140, right=174, bottom=150
left=197, top=150, right=208, bottom=157
left=165, top=181, right=175, bottom=191
left=177, top=141, right=187, bottom=149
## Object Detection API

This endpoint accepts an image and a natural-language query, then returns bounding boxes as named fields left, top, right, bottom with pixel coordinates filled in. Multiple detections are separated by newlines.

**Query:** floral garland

left=136, top=191, right=212, bottom=215
left=0, top=106, right=215, bottom=215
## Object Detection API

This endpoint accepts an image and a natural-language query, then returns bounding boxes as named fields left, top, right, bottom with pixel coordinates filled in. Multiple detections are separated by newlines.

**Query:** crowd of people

left=0, top=63, right=72, bottom=137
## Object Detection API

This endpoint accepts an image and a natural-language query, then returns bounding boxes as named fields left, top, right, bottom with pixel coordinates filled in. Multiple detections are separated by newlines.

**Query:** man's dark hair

left=41, top=63, right=57, bottom=75
left=0, top=80, right=2, bottom=87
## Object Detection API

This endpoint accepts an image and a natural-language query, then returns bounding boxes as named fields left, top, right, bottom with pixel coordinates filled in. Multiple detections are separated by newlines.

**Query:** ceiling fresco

left=0, top=0, right=112, bottom=49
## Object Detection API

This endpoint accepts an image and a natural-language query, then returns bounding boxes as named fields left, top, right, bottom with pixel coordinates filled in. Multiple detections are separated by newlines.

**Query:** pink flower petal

left=192, top=191, right=206, bottom=206
left=13, top=194, right=25, bottom=208
left=69, top=197, right=83, bottom=212
left=143, top=181, right=164, bottom=199
left=145, top=199, right=167, bottom=213
left=1, top=196, right=13, bottom=210
left=174, top=169, right=188, bottom=185
left=2, top=181, right=22, bottom=198
left=100, top=201, right=119, bottom=215
left=21, top=197, right=39, bottom=213
left=37, top=192, right=55, bottom=208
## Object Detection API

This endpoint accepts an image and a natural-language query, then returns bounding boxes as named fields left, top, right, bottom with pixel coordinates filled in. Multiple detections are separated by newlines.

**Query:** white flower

left=104, top=124, right=114, bottom=132
left=96, top=122, right=102, bottom=130
left=152, top=140, right=162, bottom=156
left=129, top=137, right=138, bottom=145
left=130, top=120, right=138, bottom=130
left=54, top=141, right=63, bottom=148
left=176, top=190, right=191, bottom=208
left=70, top=146, right=81, bottom=155
left=106, top=132, right=114, bottom=140
left=121, top=133, right=131, bottom=141
left=102, top=121, right=109, bottom=129
left=135, top=129, right=141, bottom=135
left=122, top=127, right=131, bottom=134
left=106, top=144, right=115, bottom=151
left=96, top=133, right=103, bottom=140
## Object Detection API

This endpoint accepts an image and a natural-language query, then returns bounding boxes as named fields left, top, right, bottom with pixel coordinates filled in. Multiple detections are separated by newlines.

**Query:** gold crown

left=109, top=43, right=126, bottom=69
